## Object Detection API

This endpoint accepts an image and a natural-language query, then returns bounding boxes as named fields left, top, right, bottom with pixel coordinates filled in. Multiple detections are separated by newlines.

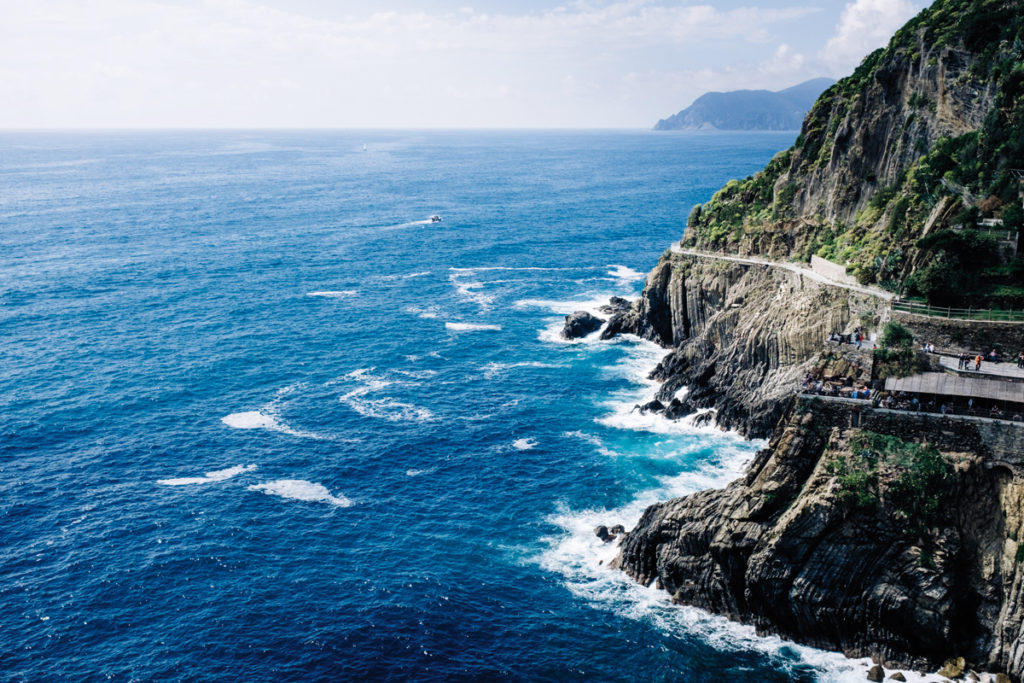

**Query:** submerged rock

left=562, top=311, right=605, bottom=339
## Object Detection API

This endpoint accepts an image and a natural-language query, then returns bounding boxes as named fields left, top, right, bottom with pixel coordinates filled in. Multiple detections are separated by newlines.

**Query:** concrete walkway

left=670, top=244, right=895, bottom=302
left=938, top=354, right=1024, bottom=381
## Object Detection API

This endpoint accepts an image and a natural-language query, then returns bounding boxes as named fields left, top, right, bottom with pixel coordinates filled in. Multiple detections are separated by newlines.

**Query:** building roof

left=885, top=373, right=1024, bottom=403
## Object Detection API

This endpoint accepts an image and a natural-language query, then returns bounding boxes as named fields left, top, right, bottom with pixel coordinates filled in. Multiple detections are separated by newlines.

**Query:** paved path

left=669, top=245, right=895, bottom=302
left=938, top=354, right=1024, bottom=381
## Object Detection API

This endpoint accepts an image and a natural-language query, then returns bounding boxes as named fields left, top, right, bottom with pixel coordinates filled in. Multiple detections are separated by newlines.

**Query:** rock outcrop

left=602, top=1, right=1024, bottom=678
left=681, top=0, right=1024, bottom=307
left=609, top=253, right=883, bottom=436
left=615, top=400, right=1024, bottom=678
left=562, top=310, right=605, bottom=339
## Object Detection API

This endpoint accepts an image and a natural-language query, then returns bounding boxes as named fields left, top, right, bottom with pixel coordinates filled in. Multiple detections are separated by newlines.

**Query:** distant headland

left=653, top=77, right=835, bottom=131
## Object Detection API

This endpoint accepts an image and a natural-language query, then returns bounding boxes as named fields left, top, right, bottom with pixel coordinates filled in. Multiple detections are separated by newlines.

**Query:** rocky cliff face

left=605, top=252, right=882, bottom=436
left=615, top=400, right=1024, bottom=679
left=604, top=1, right=1024, bottom=676
left=683, top=0, right=1024, bottom=305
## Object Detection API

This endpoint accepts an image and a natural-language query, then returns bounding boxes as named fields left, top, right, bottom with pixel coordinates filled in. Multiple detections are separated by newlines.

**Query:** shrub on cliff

left=874, top=322, right=931, bottom=378
left=682, top=0, right=1024, bottom=307
left=827, top=431, right=954, bottom=537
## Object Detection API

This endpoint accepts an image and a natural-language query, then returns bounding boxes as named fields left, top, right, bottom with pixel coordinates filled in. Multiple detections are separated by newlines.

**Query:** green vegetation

left=683, top=0, right=1024, bottom=306
left=826, top=431, right=955, bottom=536
left=873, top=322, right=932, bottom=378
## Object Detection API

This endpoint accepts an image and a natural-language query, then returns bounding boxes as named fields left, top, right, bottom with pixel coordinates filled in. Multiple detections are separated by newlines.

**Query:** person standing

left=975, top=354, right=983, bottom=371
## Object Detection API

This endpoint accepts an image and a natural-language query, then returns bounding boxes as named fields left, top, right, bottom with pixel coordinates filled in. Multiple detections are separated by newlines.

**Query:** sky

left=0, top=0, right=928, bottom=129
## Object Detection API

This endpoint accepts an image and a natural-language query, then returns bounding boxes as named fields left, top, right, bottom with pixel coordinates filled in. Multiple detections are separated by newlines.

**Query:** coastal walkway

left=937, top=355, right=1024, bottom=381
left=669, top=245, right=895, bottom=302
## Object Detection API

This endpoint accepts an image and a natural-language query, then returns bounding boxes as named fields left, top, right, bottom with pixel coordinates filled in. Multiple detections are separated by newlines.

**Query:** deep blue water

left=1, top=130, right=870, bottom=681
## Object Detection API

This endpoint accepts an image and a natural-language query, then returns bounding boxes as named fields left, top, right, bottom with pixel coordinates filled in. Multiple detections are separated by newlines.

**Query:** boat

left=429, top=215, right=442, bottom=222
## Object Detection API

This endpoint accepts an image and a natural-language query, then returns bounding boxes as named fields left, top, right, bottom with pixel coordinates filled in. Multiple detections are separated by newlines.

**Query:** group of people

left=955, top=349, right=1012, bottom=371
left=826, top=327, right=871, bottom=350
left=877, top=392, right=1022, bottom=421
left=956, top=353, right=985, bottom=371
left=801, top=374, right=871, bottom=399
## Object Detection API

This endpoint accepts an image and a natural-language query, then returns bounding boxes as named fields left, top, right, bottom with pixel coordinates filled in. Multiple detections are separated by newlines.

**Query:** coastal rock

left=889, top=673, right=906, bottom=681
left=636, top=399, right=665, bottom=415
left=598, top=297, right=632, bottom=315
left=608, top=2, right=1024, bottom=679
left=867, top=664, right=885, bottom=681
left=594, top=525, right=617, bottom=543
left=562, top=311, right=605, bottom=339
left=937, top=657, right=965, bottom=679
left=616, top=398, right=1024, bottom=678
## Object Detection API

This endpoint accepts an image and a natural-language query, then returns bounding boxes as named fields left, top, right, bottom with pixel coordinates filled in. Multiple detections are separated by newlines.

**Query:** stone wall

left=799, top=395, right=1024, bottom=463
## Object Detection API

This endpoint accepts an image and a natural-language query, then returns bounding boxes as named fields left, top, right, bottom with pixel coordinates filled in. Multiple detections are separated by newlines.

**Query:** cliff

left=616, top=400, right=1024, bottom=676
left=653, top=78, right=834, bottom=132
left=604, top=0, right=1024, bottom=678
left=683, top=0, right=1024, bottom=307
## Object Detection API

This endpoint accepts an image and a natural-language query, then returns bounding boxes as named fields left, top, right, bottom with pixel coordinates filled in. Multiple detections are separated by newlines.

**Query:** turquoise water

left=1, top=130, right=869, bottom=681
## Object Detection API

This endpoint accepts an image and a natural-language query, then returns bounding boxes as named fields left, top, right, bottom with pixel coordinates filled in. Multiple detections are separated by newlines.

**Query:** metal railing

left=892, top=298, right=1024, bottom=322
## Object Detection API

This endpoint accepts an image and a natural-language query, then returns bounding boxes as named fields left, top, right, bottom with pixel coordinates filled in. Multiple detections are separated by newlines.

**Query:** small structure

left=884, top=372, right=1024, bottom=415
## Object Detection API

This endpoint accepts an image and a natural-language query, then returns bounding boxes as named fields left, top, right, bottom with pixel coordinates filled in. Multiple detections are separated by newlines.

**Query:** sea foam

left=606, top=264, right=645, bottom=285
left=221, top=411, right=323, bottom=439
left=157, top=464, right=257, bottom=486
left=445, top=322, right=502, bottom=332
left=247, top=479, right=352, bottom=507
left=339, top=368, right=435, bottom=423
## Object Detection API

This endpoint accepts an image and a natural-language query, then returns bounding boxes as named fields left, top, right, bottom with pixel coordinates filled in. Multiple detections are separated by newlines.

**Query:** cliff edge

left=605, top=0, right=1024, bottom=678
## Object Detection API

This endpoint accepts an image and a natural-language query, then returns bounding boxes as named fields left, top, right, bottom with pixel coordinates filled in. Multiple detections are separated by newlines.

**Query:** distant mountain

left=653, top=78, right=835, bottom=131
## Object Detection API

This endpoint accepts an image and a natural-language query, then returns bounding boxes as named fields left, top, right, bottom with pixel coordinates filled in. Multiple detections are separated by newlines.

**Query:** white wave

left=247, top=479, right=352, bottom=507
left=449, top=266, right=579, bottom=275
left=405, top=467, right=436, bottom=477
left=404, top=305, right=441, bottom=319
left=379, top=271, right=431, bottom=281
left=481, top=361, right=564, bottom=379
left=607, top=264, right=645, bottom=284
left=534, top=439, right=909, bottom=683
left=514, top=296, right=613, bottom=315
left=158, top=464, right=257, bottom=486
left=512, top=438, right=538, bottom=451
left=562, top=430, right=617, bottom=457
left=221, top=411, right=323, bottom=439
left=306, top=290, right=357, bottom=298
left=445, top=322, right=502, bottom=332
left=339, top=368, right=435, bottom=423
left=586, top=338, right=753, bottom=439
left=448, top=272, right=496, bottom=309
left=394, top=369, right=439, bottom=379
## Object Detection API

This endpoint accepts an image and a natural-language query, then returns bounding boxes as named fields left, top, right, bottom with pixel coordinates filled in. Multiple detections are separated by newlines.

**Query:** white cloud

left=0, top=1, right=849, bottom=128
left=822, top=0, right=924, bottom=74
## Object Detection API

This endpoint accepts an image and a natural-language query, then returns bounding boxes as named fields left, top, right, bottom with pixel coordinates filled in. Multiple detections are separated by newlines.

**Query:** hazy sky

left=0, top=0, right=927, bottom=128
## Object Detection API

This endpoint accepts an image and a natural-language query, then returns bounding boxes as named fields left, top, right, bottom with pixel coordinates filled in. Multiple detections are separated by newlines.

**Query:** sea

left=1, top=130, right=901, bottom=681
